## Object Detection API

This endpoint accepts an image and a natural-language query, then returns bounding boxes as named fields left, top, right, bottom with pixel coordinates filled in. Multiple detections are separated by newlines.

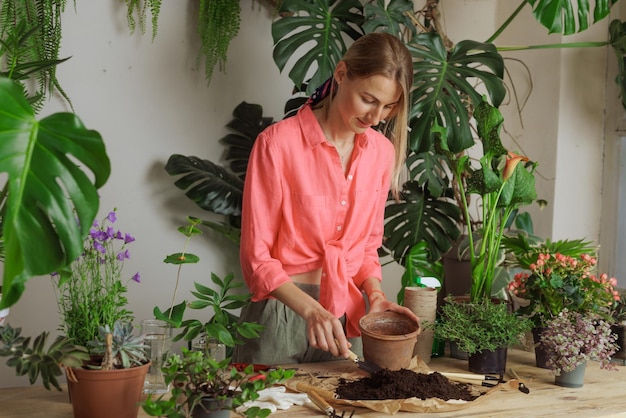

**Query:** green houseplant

left=142, top=348, right=295, bottom=418
left=434, top=297, right=533, bottom=374
left=0, top=19, right=110, bottom=310
left=1, top=209, right=149, bottom=418
left=540, top=309, right=617, bottom=388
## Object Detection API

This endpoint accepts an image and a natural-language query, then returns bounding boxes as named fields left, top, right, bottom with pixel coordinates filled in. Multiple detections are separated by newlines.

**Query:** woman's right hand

left=304, top=305, right=352, bottom=358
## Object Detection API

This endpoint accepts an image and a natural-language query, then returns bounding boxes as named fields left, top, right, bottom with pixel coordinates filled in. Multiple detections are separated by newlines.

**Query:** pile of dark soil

left=336, top=369, right=480, bottom=401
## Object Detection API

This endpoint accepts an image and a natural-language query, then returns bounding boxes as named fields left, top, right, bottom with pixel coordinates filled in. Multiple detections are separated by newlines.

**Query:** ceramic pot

left=468, top=347, right=507, bottom=375
left=555, top=362, right=587, bottom=388
left=531, top=327, right=551, bottom=369
left=359, top=311, right=420, bottom=370
left=191, top=397, right=233, bottom=418
left=67, top=362, right=149, bottom=418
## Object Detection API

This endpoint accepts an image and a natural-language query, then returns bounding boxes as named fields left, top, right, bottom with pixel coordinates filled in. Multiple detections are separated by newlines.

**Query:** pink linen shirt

left=239, top=105, right=394, bottom=337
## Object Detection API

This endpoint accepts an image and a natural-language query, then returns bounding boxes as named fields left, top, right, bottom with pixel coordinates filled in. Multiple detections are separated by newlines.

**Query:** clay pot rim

left=359, top=311, right=420, bottom=341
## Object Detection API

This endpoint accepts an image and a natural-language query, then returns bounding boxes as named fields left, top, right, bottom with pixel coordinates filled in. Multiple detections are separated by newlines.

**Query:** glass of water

left=141, top=319, right=172, bottom=394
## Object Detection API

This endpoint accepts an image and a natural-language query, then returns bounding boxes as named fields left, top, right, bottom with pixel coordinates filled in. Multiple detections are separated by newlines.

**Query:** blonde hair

left=318, top=32, right=412, bottom=198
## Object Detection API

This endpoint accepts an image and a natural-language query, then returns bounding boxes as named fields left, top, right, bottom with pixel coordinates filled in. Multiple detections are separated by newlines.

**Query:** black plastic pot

left=468, top=347, right=507, bottom=375
left=531, top=327, right=551, bottom=369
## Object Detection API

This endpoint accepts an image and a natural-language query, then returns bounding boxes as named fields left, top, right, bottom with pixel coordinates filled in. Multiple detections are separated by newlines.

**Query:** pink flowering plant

left=54, top=209, right=141, bottom=347
left=540, top=309, right=618, bottom=375
left=508, top=252, right=620, bottom=327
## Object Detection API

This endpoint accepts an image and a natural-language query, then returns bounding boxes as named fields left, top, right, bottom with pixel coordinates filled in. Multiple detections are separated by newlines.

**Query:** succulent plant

left=0, top=324, right=89, bottom=390
left=87, top=321, right=148, bottom=370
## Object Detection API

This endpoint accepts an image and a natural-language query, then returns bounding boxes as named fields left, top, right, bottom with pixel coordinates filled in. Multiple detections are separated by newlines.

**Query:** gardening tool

left=306, top=388, right=354, bottom=418
left=335, top=339, right=382, bottom=374
left=436, top=372, right=501, bottom=387
left=509, top=368, right=531, bottom=394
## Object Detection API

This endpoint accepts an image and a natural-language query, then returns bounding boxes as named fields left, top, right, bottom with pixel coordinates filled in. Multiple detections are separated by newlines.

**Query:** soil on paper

left=335, top=369, right=481, bottom=401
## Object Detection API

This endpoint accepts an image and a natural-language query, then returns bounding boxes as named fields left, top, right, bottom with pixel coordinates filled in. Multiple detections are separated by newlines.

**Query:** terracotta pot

left=359, top=311, right=420, bottom=370
left=67, top=362, right=149, bottom=418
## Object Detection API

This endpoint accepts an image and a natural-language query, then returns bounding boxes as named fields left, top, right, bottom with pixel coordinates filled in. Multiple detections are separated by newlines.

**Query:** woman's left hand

left=369, top=297, right=420, bottom=326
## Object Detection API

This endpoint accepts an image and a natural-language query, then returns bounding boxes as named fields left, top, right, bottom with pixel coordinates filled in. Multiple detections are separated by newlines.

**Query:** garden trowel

left=335, top=339, right=382, bottom=374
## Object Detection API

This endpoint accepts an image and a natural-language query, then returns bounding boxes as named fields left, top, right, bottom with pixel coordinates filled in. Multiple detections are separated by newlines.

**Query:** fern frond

left=125, top=0, right=161, bottom=40
left=198, top=0, right=241, bottom=85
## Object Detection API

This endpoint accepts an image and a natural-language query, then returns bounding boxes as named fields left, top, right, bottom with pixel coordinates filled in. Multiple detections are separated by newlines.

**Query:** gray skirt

left=232, top=283, right=363, bottom=365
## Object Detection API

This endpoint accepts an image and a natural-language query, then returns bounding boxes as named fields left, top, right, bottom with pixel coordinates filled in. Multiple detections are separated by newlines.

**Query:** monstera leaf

left=272, top=0, right=364, bottom=95
left=408, top=33, right=506, bottom=155
left=527, top=0, right=618, bottom=35
left=0, top=78, right=110, bottom=308
left=363, top=0, right=416, bottom=38
left=382, top=180, right=461, bottom=265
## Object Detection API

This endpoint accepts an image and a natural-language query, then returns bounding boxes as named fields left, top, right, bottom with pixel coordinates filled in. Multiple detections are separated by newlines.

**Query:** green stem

left=497, top=41, right=608, bottom=52
left=486, top=0, right=528, bottom=44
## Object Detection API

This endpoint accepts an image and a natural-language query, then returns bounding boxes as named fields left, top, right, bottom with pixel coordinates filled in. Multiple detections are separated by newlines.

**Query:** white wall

left=0, top=1, right=619, bottom=387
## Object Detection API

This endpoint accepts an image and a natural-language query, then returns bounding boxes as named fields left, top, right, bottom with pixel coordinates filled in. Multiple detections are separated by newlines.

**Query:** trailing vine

left=198, top=0, right=241, bottom=84
left=0, top=0, right=72, bottom=109
left=125, top=0, right=161, bottom=41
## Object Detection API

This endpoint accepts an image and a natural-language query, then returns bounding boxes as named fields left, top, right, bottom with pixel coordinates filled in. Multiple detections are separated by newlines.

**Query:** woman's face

left=333, top=62, right=402, bottom=135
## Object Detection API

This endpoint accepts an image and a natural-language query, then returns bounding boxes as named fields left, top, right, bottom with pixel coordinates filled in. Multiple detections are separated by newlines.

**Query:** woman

left=234, top=32, right=419, bottom=365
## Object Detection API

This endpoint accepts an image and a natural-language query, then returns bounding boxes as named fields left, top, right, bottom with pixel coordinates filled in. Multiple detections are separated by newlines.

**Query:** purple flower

left=117, top=249, right=130, bottom=261
left=93, top=241, right=106, bottom=254
left=105, top=226, right=115, bottom=240
left=131, top=272, right=141, bottom=283
left=124, top=233, right=135, bottom=244
left=107, top=211, right=117, bottom=223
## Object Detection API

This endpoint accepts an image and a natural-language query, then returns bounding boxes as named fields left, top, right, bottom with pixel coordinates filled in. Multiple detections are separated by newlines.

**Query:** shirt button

left=336, top=226, right=342, bottom=231
left=340, top=200, right=346, bottom=206
left=347, top=174, right=353, bottom=180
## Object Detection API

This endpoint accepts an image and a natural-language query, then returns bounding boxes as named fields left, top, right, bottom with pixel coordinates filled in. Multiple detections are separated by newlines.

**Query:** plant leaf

left=0, top=78, right=110, bottom=308
left=527, top=0, right=618, bottom=35
left=272, top=0, right=364, bottom=95
left=408, top=34, right=505, bottom=155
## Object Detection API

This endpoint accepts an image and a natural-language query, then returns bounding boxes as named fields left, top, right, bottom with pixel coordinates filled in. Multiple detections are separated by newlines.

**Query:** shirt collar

left=298, top=105, right=369, bottom=150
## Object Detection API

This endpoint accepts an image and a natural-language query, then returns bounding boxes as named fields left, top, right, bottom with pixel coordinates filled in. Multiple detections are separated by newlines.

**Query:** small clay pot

left=359, top=311, right=420, bottom=370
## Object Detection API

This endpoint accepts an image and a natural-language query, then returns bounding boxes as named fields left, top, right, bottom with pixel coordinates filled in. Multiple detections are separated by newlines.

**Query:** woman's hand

left=304, top=305, right=352, bottom=358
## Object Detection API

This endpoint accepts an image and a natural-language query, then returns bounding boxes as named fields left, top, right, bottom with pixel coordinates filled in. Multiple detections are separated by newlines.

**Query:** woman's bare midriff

left=291, top=269, right=322, bottom=285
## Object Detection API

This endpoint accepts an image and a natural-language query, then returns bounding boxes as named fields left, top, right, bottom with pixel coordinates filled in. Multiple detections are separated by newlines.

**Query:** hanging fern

left=198, top=0, right=241, bottom=84
left=125, top=0, right=161, bottom=40
left=0, top=0, right=72, bottom=108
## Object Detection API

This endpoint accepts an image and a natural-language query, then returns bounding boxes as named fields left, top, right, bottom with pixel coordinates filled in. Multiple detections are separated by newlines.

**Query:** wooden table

left=2, top=348, right=626, bottom=417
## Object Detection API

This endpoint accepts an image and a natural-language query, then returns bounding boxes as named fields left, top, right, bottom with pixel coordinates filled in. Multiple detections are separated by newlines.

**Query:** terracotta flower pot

left=359, top=311, right=420, bottom=370
left=66, top=362, right=150, bottom=418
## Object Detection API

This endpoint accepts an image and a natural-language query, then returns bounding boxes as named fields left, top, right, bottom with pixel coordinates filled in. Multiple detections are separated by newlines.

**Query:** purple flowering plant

left=54, top=209, right=140, bottom=347
left=540, top=309, right=618, bottom=375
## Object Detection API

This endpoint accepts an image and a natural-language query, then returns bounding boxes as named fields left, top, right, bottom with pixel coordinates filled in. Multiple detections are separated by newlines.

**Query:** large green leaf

left=165, top=154, right=244, bottom=217
left=383, top=181, right=461, bottom=265
left=362, top=0, right=417, bottom=39
left=527, top=0, right=618, bottom=35
left=0, top=78, right=110, bottom=308
left=272, top=0, right=364, bottom=95
left=610, top=19, right=626, bottom=110
left=407, top=33, right=505, bottom=155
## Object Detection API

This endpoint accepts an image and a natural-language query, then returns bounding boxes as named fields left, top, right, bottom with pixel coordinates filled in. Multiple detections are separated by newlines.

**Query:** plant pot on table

left=554, top=361, right=587, bottom=388
left=191, top=397, right=234, bottom=418
left=66, top=361, right=150, bottom=418
left=468, top=347, right=508, bottom=375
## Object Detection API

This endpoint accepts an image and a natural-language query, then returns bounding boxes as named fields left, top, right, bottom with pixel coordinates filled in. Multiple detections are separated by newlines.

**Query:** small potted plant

left=540, top=309, right=618, bottom=388
left=142, top=348, right=295, bottom=418
left=434, top=297, right=532, bottom=374
left=507, top=249, right=620, bottom=367
left=0, top=209, right=148, bottom=418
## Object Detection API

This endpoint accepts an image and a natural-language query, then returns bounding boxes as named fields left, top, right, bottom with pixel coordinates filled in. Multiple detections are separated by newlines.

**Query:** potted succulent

left=0, top=209, right=148, bottom=418
left=540, top=309, right=618, bottom=388
left=142, top=348, right=295, bottom=418
left=434, top=297, right=532, bottom=374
